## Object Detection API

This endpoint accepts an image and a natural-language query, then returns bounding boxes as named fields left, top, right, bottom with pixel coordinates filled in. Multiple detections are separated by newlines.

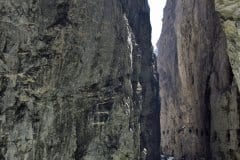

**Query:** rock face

left=0, top=0, right=160, bottom=160
left=215, top=0, right=240, bottom=89
left=158, top=0, right=240, bottom=159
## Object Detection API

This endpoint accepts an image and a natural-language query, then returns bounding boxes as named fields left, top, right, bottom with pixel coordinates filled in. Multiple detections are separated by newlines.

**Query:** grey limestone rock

left=0, top=0, right=160, bottom=160
left=158, top=0, right=240, bottom=159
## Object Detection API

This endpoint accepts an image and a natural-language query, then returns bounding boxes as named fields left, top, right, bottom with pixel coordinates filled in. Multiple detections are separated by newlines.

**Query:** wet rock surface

left=0, top=0, right=159, bottom=160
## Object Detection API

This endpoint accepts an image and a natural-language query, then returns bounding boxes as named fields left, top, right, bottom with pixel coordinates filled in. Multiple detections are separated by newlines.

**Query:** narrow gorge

left=0, top=0, right=240, bottom=160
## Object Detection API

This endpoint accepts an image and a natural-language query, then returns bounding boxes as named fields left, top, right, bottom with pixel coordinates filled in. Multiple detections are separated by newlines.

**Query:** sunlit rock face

left=214, top=1, right=240, bottom=159
left=0, top=0, right=160, bottom=160
left=158, top=0, right=240, bottom=159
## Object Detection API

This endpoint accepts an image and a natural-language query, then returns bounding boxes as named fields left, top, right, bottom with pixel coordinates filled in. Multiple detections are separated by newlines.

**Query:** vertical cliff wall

left=0, top=0, right=160, bottom=160
left=158, top=0, right=240, bottom=159
left=214, top=1, right=240, bottom=159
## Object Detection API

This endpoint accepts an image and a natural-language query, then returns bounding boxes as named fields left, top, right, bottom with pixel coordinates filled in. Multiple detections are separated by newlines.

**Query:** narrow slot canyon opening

left=148, top=1, right=172, bottom=159
left=148, top=0, right=166, bottom=54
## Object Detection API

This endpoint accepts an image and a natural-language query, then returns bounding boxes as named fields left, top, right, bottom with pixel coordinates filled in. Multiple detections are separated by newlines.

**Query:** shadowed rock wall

left=158, top=0, right=240, bottom=159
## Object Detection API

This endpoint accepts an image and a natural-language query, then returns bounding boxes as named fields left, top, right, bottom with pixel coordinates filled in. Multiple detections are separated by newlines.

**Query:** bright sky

left=148, top=0, right=166, bottom=50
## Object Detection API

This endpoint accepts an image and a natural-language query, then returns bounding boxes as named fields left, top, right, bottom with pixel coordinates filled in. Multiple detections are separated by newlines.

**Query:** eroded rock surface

left=158, top=0, right=240, bottom=159
left=0, top=0, right=160, bottom=160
